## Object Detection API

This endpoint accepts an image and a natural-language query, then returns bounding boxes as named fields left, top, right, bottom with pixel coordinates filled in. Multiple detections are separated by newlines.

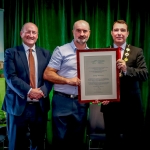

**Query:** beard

left=76, top=38, right=88, bottom=44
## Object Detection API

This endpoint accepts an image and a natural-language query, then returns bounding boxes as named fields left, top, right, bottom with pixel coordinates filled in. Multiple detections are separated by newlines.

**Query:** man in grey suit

left=101, top=20, right=148, bottom=150
left=2, top=22, right=53, bottom=150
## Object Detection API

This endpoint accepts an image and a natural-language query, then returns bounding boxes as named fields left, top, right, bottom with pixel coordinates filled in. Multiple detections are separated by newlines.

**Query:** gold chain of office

left=109, top=44, right=130, bottom=62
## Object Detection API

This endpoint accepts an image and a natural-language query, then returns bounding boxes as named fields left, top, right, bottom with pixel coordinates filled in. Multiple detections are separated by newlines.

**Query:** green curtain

left=1, top=0, right=150, bottom=146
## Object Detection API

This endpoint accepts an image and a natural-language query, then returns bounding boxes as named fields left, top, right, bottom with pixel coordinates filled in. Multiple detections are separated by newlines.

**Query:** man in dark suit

left=2, top=22, right=53, bottom=150
left=101, top=20, right=148, bottom=150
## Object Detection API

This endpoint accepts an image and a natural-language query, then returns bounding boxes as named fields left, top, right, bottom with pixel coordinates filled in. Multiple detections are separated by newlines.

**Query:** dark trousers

left=102, top=102, right=145, bottom=150
left=7, top=102, right=47, bottom=150
left=52, top=93, right=88, bottom=150
left=103, top=104, right=122, bottom=150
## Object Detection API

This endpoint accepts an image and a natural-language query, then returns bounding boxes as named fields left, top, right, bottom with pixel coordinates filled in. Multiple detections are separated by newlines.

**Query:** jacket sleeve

left=4, top=48, right=31, bottom=99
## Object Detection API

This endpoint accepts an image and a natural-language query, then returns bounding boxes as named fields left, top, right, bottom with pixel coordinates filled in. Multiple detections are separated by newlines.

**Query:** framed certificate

left=76, top=48, right=120, bottom=103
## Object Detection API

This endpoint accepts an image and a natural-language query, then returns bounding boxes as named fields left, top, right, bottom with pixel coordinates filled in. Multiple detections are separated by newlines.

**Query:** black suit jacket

left=2, top=45, right=53, bottom=116
left=101, top=44, right=148, bottom=112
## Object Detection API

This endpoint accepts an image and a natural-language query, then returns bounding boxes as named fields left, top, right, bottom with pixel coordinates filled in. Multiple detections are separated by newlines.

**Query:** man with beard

left=43, top=20, right=90, bottom=150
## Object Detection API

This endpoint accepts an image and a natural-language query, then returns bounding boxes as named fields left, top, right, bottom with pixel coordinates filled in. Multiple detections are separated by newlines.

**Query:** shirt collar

left=22, top=43, right=36, bottom=53
left=70, top=40, right=89, bottom=52
left=113, top=42, right=126, bottom=50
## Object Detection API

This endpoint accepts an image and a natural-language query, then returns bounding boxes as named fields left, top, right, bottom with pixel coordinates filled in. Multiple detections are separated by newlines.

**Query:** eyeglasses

left=23, top=30, right=38, bottom=35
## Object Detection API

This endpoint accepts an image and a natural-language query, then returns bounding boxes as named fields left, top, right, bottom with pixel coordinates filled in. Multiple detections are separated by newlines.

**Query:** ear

left=20, top=31, right=23, bottom=38
left=89, top=30, right=91, bottom=35
left=111, top=30, right=113, bottom=36
left=127, top=31, right=129, bottom=37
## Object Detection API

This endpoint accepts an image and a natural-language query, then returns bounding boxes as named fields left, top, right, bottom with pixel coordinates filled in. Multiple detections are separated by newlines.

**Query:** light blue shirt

left=48, top=40, right=88, bottom=95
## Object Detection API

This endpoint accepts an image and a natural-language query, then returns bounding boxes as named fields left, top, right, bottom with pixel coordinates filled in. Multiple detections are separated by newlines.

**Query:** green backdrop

left=0, top=78, right=5, bottom=108
left=0, top=0, right=150, bottom=146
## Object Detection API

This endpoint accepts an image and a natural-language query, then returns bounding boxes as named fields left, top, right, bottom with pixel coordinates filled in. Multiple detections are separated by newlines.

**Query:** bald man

left=2, top=22, right=53, bottom=150
left=43, top=20, right=91, bottom=150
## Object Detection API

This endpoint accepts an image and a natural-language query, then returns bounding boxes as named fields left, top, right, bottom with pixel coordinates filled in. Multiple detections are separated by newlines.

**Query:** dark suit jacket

left=2, top=45, right=53, bottom=116
left=101, top=44, right=148, bottom=112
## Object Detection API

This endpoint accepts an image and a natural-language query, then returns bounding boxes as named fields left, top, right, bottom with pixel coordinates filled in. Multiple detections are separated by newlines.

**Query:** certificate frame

left=76, top=48, right=120, bottom=103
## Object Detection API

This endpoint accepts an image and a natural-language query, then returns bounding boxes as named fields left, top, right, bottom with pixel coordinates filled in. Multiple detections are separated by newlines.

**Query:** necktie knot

left=118, top=47, right=122, bottom=51
left=29, top=48, right=32, bottom=52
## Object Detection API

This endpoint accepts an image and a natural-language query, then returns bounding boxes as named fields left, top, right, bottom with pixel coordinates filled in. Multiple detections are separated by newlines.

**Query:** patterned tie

left=29, top=49, right=36, bottom=88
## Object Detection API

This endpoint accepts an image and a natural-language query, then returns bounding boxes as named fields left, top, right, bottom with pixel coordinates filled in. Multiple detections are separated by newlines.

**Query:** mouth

left=27, top=38, right=34, bottom=41
left=116, top=37, right=122, bottom=40
left=79, top=37, right=85, bottom=40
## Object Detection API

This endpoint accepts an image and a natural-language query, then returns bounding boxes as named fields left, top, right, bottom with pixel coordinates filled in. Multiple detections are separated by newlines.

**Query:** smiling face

left=20, top=23, right=38, bottom=48
left=111, top=22, right=129, bottom=46
left=72, top=20, right=90, bottom=46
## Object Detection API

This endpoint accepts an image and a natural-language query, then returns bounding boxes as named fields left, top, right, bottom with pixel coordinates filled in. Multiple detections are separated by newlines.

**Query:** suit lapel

left=122, top=46, right=126, bottom=60
left=17, top=45, right=29, bottom=76
left=36, top=47, right=44, bottom=87
left=36, top=47, right=41, bottom=71
left=122, top=44, right=130, bottom=62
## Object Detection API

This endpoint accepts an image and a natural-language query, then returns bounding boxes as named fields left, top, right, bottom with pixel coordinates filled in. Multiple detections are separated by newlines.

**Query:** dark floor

left=1, top=140, right=104, bottom=150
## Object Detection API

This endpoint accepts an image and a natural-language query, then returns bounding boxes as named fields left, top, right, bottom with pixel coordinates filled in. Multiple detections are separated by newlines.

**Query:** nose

left=26, top=31, right=37, bottom=36
left=80, top=31, right=84, bottom=35
left=117, top=30, right=122, bottom=34
left=29, top=32, right=34, bottom=36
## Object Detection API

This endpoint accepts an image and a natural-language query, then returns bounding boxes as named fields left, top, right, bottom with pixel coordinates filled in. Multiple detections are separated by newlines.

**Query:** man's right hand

left=66, top=77, right=81, bottom=86
left=28, top=88, right=44, bottom=100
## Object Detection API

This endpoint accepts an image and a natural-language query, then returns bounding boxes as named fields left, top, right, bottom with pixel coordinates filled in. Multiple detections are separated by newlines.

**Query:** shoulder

left=5, top=45, right=23, bottom=53
left=58, top=42, right=71, bottom=50
left=128, top=45, right=144, bottom=57
left=52, top=42, right=72, bottom=56
left=36, top=46, right=49, bottom=52
left=36, top=46, right=51, bottom=55
left=129, top=45, right=142, bottom=51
